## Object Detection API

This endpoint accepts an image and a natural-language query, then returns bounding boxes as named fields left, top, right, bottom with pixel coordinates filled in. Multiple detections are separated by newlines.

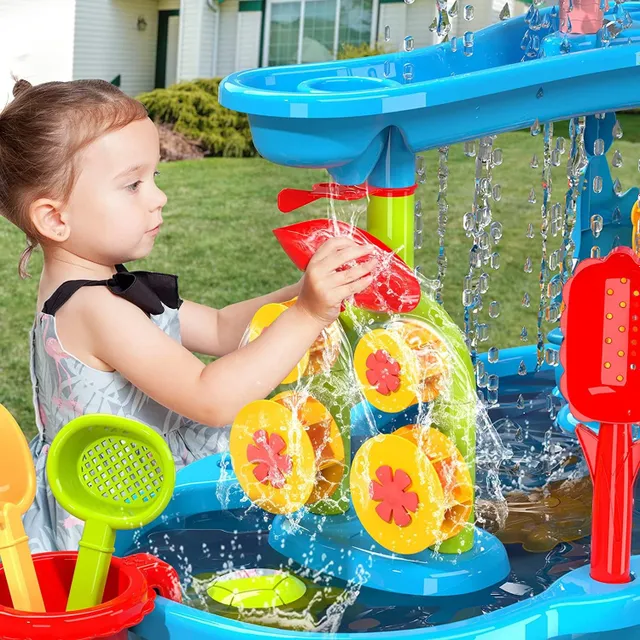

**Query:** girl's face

left=64, top=117, right=167, bottom=265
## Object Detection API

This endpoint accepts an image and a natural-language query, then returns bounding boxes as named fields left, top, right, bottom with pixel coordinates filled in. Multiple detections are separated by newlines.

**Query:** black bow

left=109, top=264, right=181, bottom=315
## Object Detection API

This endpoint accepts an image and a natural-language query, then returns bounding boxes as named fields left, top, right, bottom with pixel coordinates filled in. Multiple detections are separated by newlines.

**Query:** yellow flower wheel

left=353, top=321, right=449, bottom=414
left=350, top=433, right=445, bottom=554
left=394, top=426, right=473, bottom=540
left=273, top=391, right=346, bottom=504
left=248, top=303, right=310, bottom=385
left=230, top=400, right=316, bottom=514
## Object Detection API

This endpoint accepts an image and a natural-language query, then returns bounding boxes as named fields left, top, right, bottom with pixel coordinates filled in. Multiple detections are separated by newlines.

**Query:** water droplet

left=463, top=212, right=474, bottom=232
left=530, top=154, right=539, bottom=169
left=516, top=393, right=525, bottom=408
left=415, top=213, right=424, bottom=233
left=450, top=37, right=458, bottom=52
left=462, top=288, right=473, bottom=306
left=556, top=137, right=566, bottom=154
left=549, top=251, right=558, bottom=272
left=404, top=35, right=415, bottom=52
left=488, top=346, right=499, bottom=363
left=464, top=141, right=476, bottom=157
left=384, top=25, right=391, bottom=42
left=518, top=360, right=528, bottom=376
left=492, top=148, right=503, bottom=166
left=613, top=120, right=623, bottom=139
left=522, top=292, right=531, bottom=307
left=415, top=155, right=425, bottom=176
left=536, top=87, right=544, bottom=99
left=488, top=374, right=499, bottom=391
left=560, top=36, right=571, bottom=53
left=438, top=7, right=452, bottom=38
left=429, top=16, right=438, bottom=32
left=464, top=4, right=475, bottom=20
left=591, top=245, right=601, bottom=258
left=593, top=175, right=603, bottom=193
left=528, top=188, right=537, bottom=204
left=499, top=2, right=511, bottom=20
left=546, top=303, right=560, bottom=323
left=551, top=149, right=561, bottom=167
left=403, top=62, right=414, bottom=81
left=594, top=138, right=605, bottom=156
left=479, top=272, right=489, bottom=293
left=613, top=207, right=622, bottom=224
left=531, top=119, right=541, bottom=136
left=490, top=221, right=503, bottom=243
left=489, top=300, right=501, bottom=318
left=526, top=223, right=535, bottom=239
left=448, top=0, right=459, bottom=17
left=613, top=149, right=623, bottom=168
left=463, top=31, right=474, bottom=56
left=491, top=252, right=500, bottom=269
left=414, top=229, right=423, bottom=250
left=545, top=347, right=558, bottom=366
left=524, top=256, right=533, bottom=273
left=492, top=184, right=502, bottom=201
left=520, top=326, right=529, bottom=341
left=614, top=177, right=623, bottom=195
left=591, top=214, right=603, bottom=238
left=478, top=323, right=489, bottom=342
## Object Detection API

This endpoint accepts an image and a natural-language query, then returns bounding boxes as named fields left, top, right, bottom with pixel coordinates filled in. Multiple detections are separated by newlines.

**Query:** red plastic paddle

left=560, top=246, right=640, bottom=583
left=273, top=219, right=421, bottom=314
left=277, top=183, right=369, bottom=213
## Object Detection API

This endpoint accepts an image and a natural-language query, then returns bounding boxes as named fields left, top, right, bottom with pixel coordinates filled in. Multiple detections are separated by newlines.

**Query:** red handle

left=576, top=423, right=640, bottom=583
left=278, top=183, right=368, bottom=213
left=122, top=554, right=183, bottom=603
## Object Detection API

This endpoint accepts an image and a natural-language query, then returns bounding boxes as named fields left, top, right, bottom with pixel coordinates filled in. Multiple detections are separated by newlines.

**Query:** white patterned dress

left=23, top=264, right=230, bottom=552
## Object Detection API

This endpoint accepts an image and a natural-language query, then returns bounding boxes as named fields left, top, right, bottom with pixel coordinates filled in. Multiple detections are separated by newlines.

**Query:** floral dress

left=23, top=264, right=230, bottom=552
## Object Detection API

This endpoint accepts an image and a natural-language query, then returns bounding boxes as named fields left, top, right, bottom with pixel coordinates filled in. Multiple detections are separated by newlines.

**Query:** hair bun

left=12, top=79, right=32, bottom=98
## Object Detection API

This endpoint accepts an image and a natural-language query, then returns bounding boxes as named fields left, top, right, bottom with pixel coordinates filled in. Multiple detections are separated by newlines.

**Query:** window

left=264, top=0, right=376, bottom=67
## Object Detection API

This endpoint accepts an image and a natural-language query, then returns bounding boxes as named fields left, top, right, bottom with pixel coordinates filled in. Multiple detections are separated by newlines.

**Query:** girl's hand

left=295, top=237, right=377, bottom=326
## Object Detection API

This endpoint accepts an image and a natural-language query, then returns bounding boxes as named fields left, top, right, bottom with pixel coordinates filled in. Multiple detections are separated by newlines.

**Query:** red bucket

left=0, top=552, right=182, bottom=640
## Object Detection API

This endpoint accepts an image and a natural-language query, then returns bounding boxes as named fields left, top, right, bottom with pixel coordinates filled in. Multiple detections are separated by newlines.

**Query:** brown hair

left=0, top=77, right=148, bottom=278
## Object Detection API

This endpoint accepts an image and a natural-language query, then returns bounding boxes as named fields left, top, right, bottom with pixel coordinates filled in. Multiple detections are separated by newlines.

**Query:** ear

left=29, top=198, right=70, bottom=242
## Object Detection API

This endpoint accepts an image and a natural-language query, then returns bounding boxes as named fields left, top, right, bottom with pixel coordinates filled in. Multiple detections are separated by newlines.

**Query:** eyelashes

left=126, top=171, right=160, bottom=192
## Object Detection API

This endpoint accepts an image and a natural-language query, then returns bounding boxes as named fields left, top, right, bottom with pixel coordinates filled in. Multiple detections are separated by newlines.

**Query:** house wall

left=234, top=9, right=262, bottom=73
left=0, top=0, right=76, bottom=106
left=178, top=0, right=219, bottom=79
left=73, top=0, right=160, bottom=96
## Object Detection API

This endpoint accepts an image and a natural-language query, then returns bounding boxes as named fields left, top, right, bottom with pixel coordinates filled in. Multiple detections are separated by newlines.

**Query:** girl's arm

left=179, top=280, right=302, bottom=357
left=78, top=239, right=375, bottom=427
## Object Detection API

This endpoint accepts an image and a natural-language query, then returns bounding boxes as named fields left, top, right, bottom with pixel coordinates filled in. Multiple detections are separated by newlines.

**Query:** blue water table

left=121, top=2, right=640, bottom=638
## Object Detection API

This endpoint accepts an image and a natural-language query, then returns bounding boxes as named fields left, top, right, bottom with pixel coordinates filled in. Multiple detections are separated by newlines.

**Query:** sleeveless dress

left=23, top=264, right=231, bottom=553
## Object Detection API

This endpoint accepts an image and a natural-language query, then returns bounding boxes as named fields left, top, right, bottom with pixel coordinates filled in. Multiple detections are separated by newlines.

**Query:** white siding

left=0, top=0, right=76, bottom=106
left=216, top=0, right=240, bottom=78
left=178, top=0, right=219, bottom=80
left=235, top=11, right=262, bottom=72
left=159, top=0, right=180, bottom=8
left=377, top=3, right=409, bottom=52
left=73, top=0, right=159, bottom=97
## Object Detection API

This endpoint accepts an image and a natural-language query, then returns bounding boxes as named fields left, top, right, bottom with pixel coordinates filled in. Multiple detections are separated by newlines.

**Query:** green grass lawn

left=2, top=116, right=640, bottom=440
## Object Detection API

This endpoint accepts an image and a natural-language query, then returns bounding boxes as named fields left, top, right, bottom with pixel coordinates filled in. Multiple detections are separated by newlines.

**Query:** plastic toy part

left=0, top=404, right=46, bottom=612
left=559, top=0, right=603, bottom=34
left=0, top=552, right=181, bottom=640
left=350, top=426, right=472, bottom=555
left=206, top=569, right=307, bottom=609
left=273, top=219, right=421, bottom=314
left=632, top=200, right=640, bottom=255
left=46, top=415, right=176, bottom=611
left=353, top=320, right=448, bottom=413
left=230, top=396, right=346, bottom=514
left=560, top=247, right=640, bottom=583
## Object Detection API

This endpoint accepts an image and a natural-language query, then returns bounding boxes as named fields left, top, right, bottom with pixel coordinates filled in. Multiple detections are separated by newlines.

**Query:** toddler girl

left=0, top=78, right=375, bottom=552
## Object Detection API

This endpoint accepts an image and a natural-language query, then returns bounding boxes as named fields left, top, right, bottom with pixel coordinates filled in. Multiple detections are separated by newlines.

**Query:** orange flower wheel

left=248, top=303, right=310, bottom=385
left=230, top=400, right=316, bottom=514
left=350, top=434, right=445, bottom=554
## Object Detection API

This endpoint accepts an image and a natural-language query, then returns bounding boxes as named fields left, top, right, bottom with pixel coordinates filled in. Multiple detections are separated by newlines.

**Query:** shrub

left=337, top=42, right=388, bottom=60
left=137, top=78, right=256, bottom=158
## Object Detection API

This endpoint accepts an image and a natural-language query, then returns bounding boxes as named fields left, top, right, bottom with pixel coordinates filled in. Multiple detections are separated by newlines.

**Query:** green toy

left=46, top=414, right=176, bottom=611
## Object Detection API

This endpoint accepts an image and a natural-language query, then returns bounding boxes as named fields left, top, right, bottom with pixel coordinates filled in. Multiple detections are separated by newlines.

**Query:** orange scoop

left=0, top=404, right=45, bottom=611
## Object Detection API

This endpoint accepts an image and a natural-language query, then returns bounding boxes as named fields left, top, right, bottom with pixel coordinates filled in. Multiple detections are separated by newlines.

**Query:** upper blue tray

left=219, top=4, right=640, bottom=186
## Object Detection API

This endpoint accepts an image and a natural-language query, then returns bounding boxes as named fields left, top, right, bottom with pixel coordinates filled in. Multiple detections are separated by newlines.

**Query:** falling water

left=435, top=146, right=450, bottom=303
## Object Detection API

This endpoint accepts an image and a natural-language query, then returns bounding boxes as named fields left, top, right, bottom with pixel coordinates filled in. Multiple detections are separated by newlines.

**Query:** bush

left=137, top=78, right=256, bottom=159
left=337, top=42, right=389, bottom=60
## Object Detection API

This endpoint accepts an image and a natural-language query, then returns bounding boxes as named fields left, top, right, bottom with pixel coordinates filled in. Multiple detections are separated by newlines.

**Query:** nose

left=152, top=184, right=168, bottom=211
